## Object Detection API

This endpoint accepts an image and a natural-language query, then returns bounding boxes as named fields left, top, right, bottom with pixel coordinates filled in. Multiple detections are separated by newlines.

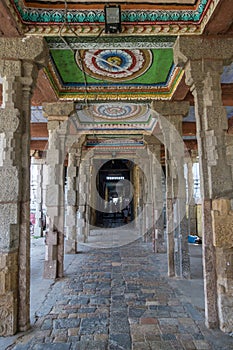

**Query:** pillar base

left=43, top=260, right=57, bottom=279
left=65, top=239, right=77, bottom=254
left=0, top=251, right=18, bottom=336
left=19, top=322, right=30, bottom=333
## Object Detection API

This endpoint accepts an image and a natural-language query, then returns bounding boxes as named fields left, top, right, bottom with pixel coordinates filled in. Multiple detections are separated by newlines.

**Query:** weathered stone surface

left=0, top=292, right=18, bottom=337
left=218, top=288, right=233, bottom=333
left=43, top=102, right=74, bottom=119
left=212, top=198, right=233, bottom=249
left=66, top=150, right=78, bottom=252
left=152, top=101, right=190, bottom=119
left=0, top=167, right=19, bottom=202
left=0, top=250, right=18, bottom=336
left=0, top=37, right=49, bottom=63
left=202, top=199, right=219, bottom=329
left=0, top=109, right=20, bottom=133
left=174, top=37, right=233, bottom=66
left=43, top=260, right=57, bottom=279
left=46, top=185, right=59, bottom=208
left=0, top=203, right=18, bottom=251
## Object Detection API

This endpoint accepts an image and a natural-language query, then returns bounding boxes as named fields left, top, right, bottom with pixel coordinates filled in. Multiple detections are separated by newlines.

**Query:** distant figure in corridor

left=122, top=206, right=129, bottom=223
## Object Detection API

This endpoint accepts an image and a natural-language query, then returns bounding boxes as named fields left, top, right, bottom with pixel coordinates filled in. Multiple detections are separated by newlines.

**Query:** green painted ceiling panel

left=50, top=48, right=174, bottom=86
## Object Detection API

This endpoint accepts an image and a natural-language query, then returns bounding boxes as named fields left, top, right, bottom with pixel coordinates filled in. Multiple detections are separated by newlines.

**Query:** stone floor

left=2, top=234, right=233, bottom=350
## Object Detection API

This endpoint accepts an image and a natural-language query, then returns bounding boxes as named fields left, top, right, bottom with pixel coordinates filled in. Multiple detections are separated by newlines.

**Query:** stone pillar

left=166, top=153, right=175, bottom=277
left=31, top=158, right=45, bottom=237
left=43, top=102, right=74, bottom=279
left=77, top=155, right=90, bottom=243
left=65, top=149, right=80, bottom=254
left=153, top=101, right=190, bottom=278
left=132, top=164, right=140, bottom=230
left=186, top=156, right=197, bottom=236
left=0, top=37, right=48, bottom=335
left=174, top=36, right=233, bottom=330
left=145, top=136, right=165, bottom=253
left=139, top=153, right=153, bottom=241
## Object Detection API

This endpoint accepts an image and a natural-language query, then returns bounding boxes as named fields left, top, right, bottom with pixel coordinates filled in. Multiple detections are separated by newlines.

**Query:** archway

left=95, top=159, right=134, bottom=228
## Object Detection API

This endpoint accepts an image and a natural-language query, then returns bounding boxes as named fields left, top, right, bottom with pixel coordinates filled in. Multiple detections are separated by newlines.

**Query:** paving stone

left=68, top=328, right=79, bottom=336
left=79, top=317, right=108, bottom=335
left=109, top=333, right=131, bottom=350
left=193, top=340, right=211, bottom=349
left=145, top=341, right=174, bottom=350
left=41, top=318, right=53, bottom=330
left=53, top=318, right=81, bottom=329
left=33, top=344, right=70, bottom=350
left=144, top=334, right=161, bottom=342
left=128, top=307, right=146, bottom=318
left=184, top=302, right=204, bottom=321
left=58, top=313, right=69, bottom=319
left=5, top=240, right=233, bottom=350
left=140, top=317, right=158, bottom=324
left=110, top=315, right=130, bottom=334
left=11, top=344, right=33, bottom=350
left=132, top=342, right=151, bottom=350
left=53, top=335, right=68, bottom=342
left=161, top=333, right=177, bottom=341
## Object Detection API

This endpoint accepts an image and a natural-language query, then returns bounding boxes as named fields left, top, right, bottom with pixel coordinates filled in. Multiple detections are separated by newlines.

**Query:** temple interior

left=1, top=0, right=233, bottom=348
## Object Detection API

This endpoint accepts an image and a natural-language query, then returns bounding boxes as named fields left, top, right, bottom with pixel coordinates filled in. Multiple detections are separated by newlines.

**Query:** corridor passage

left=4, top=239, right=233, bottom=350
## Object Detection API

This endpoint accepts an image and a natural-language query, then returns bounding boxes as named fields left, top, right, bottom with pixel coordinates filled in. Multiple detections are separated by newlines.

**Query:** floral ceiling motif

left=74, top=103, right=157, bottom=132
left=77, top=103, right=150, bottom=121
left=46, top=48, right=183, bottom=100
left=76, top=49, right=152, bottom=82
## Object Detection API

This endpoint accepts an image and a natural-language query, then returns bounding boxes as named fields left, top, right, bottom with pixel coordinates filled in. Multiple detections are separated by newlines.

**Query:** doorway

left=96, top=159, right=133, bottom=227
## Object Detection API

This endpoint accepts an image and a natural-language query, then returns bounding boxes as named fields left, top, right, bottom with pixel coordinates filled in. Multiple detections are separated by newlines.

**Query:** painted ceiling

left=74, top=103, right=157, bottom=132
left=2, top=0, right=233, bottom=137
left=5, top=0, right=222, bottom=105
left=46, top=43, right=182, bottom=101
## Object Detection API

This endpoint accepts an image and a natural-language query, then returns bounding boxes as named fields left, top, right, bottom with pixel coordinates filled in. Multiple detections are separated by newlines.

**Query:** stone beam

left=174, top=36, right=233, bottom=67
left=152, top=101, right=190, bottom=120
left=0, top=37, right=49, bottom=64
left=43, top=102, right=75, bottom=120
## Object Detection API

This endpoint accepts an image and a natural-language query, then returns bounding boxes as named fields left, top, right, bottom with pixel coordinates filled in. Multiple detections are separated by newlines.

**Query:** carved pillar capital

left=43, top=102, right=75, bottom=121
left=151, top=100, right=190, bottom=118
left=173, top=36, right=233, bottom=68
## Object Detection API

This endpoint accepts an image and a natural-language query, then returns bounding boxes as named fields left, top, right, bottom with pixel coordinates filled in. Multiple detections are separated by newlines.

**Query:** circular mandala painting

left=76, top=49, right=152, bottom=81
left=91, top=103, right=149, bottom=120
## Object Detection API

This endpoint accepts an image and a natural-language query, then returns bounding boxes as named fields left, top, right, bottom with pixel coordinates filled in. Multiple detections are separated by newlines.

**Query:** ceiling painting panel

left=46, top=47, right=183, bottom=100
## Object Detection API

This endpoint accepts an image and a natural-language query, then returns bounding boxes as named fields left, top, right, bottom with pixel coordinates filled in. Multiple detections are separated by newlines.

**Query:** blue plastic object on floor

left=188, top=235, right=199, bottom=243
